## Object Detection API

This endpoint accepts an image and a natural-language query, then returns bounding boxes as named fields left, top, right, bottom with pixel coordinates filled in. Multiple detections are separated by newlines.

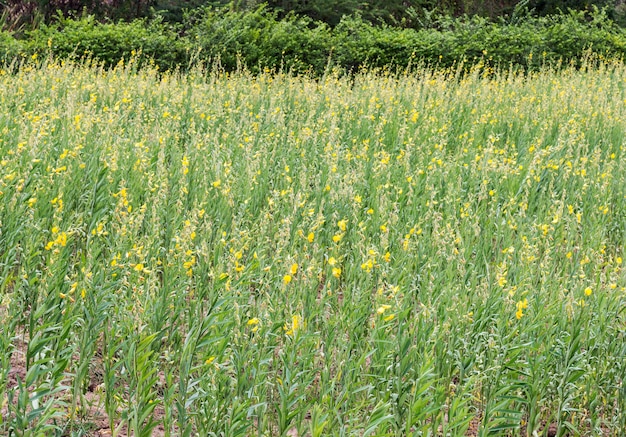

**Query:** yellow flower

left=328, top=257, right=337, bottom=266
left=92, top=222, right=105, bottom=236
left=377, top=304, right=391, bottom=314
left=337, top=219, right=348, bottom=231
left=290, top=263, right=298, bottom=275
left=361, top=259, right=374, bottom=272
left=212, top=179, right=221, bottom=188
left=332, top=267, right=341, bottom=278
left=283, top=274, right=292, bottom=285
left=182, top=156, right=189, bottom=174
left=332, top=233, right=343, bottom=243
left=55, top=232, right=68, bottom=247
left=584, top=287, right=592, bottom=296
left=307, top=232, right=314, bottom=243
left=284, top=315, right=303, bottom=336
left=183, top=257, right=196, bottom=270
left=515, top=298, right=528, bottom=319
left=247, top=318, right=260, bottom=332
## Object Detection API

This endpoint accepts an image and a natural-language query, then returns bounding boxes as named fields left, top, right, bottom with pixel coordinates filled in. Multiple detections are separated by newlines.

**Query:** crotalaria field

left=0, top=59, right=625, bottom=436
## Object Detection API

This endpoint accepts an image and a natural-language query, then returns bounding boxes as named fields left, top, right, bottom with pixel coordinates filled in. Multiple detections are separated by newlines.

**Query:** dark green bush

left=26, top=15, right=189, bottom=70
left=330, top=10, right=626, bottom=71
left=188, top=5, right=332, bottom=73
left=0, top=30, right=24, bottom=63
left=1, top=7, right=625, bottom=74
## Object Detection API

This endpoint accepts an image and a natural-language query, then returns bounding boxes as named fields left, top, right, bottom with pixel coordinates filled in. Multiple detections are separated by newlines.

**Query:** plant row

left=1, top=7, right=626, bottom=73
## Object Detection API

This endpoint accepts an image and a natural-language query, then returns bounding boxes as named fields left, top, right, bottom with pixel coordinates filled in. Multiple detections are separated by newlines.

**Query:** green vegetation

left=26, top=15, right=188, bottom=72
left=0, top=58, right=624, bottom=436
left=1, top=7, right=626, bottom=74
left=3, top=0, right=625, bottom=28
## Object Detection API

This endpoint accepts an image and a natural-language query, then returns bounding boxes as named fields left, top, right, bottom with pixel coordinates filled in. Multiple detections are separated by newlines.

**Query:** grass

left=0, top=57, right=625, bottom=436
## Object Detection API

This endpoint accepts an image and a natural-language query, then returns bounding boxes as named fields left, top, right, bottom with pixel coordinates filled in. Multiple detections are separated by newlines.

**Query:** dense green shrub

left=25, top=16, right=189, bottom=70
left=1, top=7, right=625, bottom=73
left=0, top=30, right=24, bottom=63
left=188, top=5, right=332, bottom=73
left=332, top=11, right=626, bottom=71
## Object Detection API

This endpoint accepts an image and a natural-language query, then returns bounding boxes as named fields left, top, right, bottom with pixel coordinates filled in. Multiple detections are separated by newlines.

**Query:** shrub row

left=25, top=16, right=188, bottom=71
left=1, top=7, right=625, bottom=73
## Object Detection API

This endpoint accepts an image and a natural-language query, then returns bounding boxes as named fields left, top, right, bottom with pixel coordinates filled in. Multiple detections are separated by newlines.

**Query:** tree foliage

left=2, top=0, right=625, bottom=32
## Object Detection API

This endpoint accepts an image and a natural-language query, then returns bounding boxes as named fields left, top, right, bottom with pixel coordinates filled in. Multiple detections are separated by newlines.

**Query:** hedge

left=25, top=15, right=189, bottom=71
left=1, top=7, right=625, bottom=74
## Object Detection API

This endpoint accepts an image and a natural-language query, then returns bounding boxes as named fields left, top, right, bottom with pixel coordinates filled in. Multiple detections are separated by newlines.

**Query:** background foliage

left=3, top=0, right=625, bottom=28
left=1, top=6, right=625, bottom=74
